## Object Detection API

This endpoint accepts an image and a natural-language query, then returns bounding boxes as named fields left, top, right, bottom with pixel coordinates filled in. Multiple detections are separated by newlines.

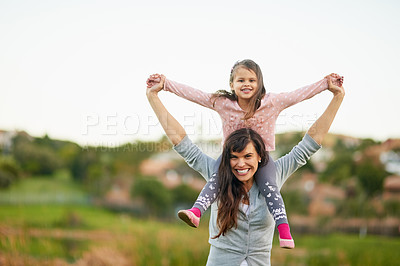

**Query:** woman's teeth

left=236, top=169, right=249, bottom=174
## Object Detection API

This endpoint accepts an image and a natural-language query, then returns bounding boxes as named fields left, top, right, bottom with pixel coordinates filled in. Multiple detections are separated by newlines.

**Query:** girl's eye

left=245, top=154, right=252, bottom=158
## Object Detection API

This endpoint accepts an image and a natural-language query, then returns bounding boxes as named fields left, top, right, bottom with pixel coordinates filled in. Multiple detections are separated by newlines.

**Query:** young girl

left=146, top=59, right=343, bottom=249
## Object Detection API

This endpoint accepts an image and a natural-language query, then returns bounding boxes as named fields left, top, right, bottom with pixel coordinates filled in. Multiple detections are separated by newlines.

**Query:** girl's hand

left=146, top=74, right=165, bottom=97
left=327, top=77, right=345, bottom=96
left=325, top=73, right=344, bottom=87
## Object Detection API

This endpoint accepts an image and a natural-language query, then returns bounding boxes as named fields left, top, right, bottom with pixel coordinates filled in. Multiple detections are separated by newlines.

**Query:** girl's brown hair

left=212, top=59, right=266, bottom=120
left=212, top=128, right=268, bottom=239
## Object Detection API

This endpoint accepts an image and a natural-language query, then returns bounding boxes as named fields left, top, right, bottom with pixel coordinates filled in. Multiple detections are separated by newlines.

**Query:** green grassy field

left=1, top=204, right=400, bottom=266
left=1, top=176, right=400, bottom=265
left=0, top=171, right=89, bottom=205
left=0, top=204, right=210, bottom=265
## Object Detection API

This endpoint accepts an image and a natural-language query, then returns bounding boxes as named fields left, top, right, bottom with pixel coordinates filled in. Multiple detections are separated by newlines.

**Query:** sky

left=1, top=0, right=399, bottom=147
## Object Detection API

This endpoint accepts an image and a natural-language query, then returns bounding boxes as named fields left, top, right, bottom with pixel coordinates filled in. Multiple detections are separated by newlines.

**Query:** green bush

left=13, top=142, right=61, bottom=175
left=0, top=156, right=20, bottom=188
left=171, top=184, right=200, bottom=207
left=356, top=158, right=386, bottom=197
left=336, top=196, right=379, bottom=218
left=131, top=177, right=173, bottom=217
left=281, top=190, right=309, bottom=215
left=320, top=153, right=355, bottom=185
left=384, top=200, right=400, bottom=217
left=0, top=170, right=13, bottom=188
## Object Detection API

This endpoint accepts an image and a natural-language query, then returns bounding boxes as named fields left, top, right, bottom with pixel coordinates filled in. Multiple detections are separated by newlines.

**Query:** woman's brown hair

left=212, top=59, right=266, bottom=120
left=212, top=128, right=268, bottom=238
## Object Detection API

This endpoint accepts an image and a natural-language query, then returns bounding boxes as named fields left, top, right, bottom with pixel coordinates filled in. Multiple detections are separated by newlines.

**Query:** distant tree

left=336, top=195, right=379, bottom=218
left=274, top=132, right=304, bottom=158
left=0, top=170, right=13, bottom=188
left=281, top=190, right=309, bottom=215
left=357, top=138, right=380, bottom=152
left=356, top=158, right=387, bottom=197
left=320, top=152, right=355, bottom=184
left=12, top=142, right=61, bottom=176
left=57, top=142, right=81, bottom=169
left=384, top=200, right=400, bottom=217
left=34, top=134, right=53, bottom=147
left=320, top=138, right=357, bottom=184
left=70, top=138, right=164, bottom=196
left=171, top=184, right=200, bottom=207
left=332, top=138, right=354, bottom=153
left=85, top=160, right=113, bottom=196
left=131, top=177, right=172, bottom=217
left=71, top=148, right=99, bottom=182
left=112, top=138, right=169, bottom=175
left=0, top=156, right=20, bottom=188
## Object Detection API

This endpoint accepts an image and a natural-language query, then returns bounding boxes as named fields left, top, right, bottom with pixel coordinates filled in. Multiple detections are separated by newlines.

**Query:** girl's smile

left=230, top=67, right=259, bottom=110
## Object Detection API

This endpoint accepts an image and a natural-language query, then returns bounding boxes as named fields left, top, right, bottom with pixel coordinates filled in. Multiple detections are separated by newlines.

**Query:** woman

left=146, top=78, right=344, bottom=265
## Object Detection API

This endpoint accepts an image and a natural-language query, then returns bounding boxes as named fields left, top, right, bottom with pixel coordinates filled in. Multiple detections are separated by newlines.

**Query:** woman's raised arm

left=146, top=74, right=186, bottom=145
left=307, top=78, right=345, bottom=144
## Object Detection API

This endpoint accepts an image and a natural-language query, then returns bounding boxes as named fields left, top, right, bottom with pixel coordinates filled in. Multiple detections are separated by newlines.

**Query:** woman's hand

left=145, top=73, right=187, bottom=145
left=325, top=73, right=344, bottom=87
left=146, top=74, right=165, bottom=97
left=308, top=75, right=344, bottom=144
left=327, top=77, right=345, bottom=97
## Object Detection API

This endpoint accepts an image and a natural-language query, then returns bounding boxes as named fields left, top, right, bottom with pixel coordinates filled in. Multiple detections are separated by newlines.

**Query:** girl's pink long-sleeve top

left=164, top=78, right=329, bottom=151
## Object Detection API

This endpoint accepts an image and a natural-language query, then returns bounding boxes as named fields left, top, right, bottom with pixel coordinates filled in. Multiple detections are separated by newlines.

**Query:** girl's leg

left=178, top=156, right=221, bottom=228
left=255, top=154, right=295, bottom=249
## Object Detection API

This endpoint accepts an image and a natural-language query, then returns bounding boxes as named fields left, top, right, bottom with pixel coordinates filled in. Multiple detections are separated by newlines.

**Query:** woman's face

left=229, top=142, right=261, bottom=191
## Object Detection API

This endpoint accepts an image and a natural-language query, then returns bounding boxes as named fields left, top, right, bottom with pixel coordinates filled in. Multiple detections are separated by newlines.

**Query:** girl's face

left=229, top=142, right=261, bottom=191
left=230, top=67, right=259, bottom=103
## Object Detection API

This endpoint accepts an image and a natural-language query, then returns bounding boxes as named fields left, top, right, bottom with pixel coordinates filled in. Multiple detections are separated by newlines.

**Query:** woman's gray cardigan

left=174, top=133, right=321, bottom=266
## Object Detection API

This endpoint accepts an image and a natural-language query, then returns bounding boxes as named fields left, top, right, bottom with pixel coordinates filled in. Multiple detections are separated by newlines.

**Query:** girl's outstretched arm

left=270, top=73, right=343, bottom=112
left=147, top=73, right=216, bottom=110
left=307, top=79, right=345, bottom=144
left=146, top=74, right=186, bottom=145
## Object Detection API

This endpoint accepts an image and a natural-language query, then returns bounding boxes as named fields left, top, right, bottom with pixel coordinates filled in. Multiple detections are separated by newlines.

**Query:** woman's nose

left=237, top=158, right=246, bottom=167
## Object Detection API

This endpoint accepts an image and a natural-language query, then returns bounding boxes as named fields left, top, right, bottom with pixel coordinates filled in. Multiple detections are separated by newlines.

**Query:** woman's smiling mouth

left=236, top=169, right=250, bottom=175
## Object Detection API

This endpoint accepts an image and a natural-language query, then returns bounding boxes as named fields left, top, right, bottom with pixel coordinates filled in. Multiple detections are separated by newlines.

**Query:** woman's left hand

left=325, top=73, right=344, bottom=87
left=146, top=74, right=165, bottom=97
left=327, top=77, right=345, bottom=96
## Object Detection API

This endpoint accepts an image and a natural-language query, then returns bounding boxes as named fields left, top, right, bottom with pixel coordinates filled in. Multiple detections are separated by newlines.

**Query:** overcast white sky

left=1, top=0, right=399, bottom=146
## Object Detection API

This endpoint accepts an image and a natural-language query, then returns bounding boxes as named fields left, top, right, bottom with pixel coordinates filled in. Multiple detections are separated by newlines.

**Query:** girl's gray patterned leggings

left=192, top=154, right=288, bottom=226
